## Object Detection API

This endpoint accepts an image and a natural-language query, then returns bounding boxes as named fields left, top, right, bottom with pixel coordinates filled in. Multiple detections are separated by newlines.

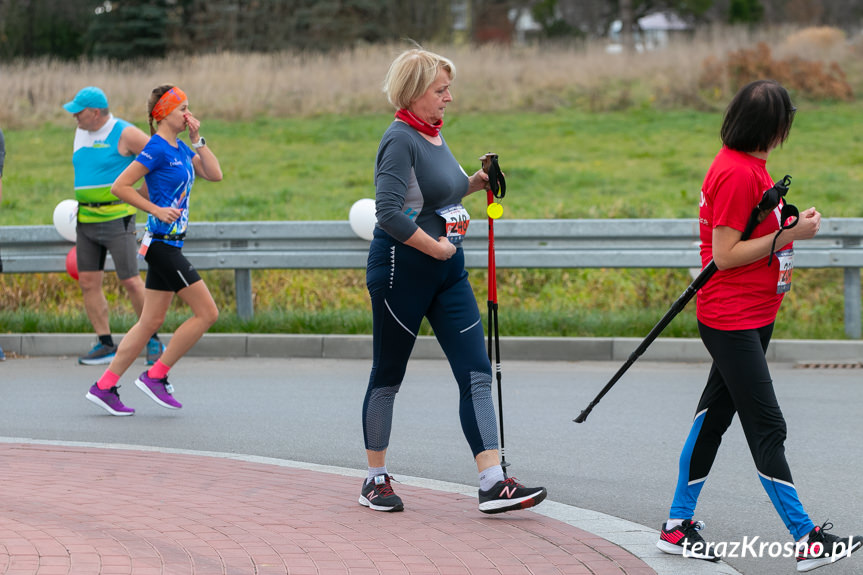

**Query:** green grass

left=4, top=103, right=863, bottom=224
left=2, top=103, right=861, bottom=339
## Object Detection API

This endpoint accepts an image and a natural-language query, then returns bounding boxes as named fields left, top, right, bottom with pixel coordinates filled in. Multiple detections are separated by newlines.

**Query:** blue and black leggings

left=362, top=230, right=498, bottom=457
left=669, top=321, right=815, bottom=540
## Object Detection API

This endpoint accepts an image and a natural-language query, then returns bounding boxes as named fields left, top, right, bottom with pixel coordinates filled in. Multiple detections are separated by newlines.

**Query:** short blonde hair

left=383, top=48, right=456, bottom=110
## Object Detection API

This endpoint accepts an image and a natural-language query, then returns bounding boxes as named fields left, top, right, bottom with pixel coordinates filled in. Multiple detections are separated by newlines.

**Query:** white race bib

left=775, top=248, right=794, bottom=294
left=137, top=231, right=153, bottom=261
left=436, top=204, right=470, bottom=245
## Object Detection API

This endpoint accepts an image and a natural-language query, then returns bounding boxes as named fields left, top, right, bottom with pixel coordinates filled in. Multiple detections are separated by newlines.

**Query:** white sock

left=666, top=519, right=684, bottom=530
left=367, top=466, right=387, bottom=484
left=479, top=465, right=505, bottom=491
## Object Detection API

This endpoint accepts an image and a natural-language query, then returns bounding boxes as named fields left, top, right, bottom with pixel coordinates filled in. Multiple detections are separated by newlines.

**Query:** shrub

left=699, top=41, right=853, bottom=102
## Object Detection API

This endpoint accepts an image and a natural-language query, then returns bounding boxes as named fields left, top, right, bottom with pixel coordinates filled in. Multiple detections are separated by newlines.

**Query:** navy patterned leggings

left=362, top=230, right=498, bottom=457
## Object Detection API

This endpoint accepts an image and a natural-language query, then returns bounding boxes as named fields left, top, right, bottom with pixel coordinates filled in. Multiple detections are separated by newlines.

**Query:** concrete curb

left=1, top=333, right=862, bottom=364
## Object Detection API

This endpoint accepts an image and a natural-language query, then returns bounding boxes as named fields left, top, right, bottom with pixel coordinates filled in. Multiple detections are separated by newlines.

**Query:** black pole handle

left=480, top=153, right=506, bottom=199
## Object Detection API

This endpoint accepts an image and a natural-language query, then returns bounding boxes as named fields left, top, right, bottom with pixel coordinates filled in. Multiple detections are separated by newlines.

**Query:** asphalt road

left=1, top=355, right=861, bottom=575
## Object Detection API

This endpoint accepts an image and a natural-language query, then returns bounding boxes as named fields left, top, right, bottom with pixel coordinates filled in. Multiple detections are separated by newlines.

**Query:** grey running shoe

left=478, top=476, right=547, bottom=514
left=359, top=474, right=404, bottom=512
left=79, top=342, right=117, bottom=365
left=146, top=337, right=165, bottom=365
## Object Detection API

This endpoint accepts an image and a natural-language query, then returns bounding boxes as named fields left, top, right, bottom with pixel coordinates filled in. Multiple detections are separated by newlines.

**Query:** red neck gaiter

left=395, top=108, right=443, bottom=137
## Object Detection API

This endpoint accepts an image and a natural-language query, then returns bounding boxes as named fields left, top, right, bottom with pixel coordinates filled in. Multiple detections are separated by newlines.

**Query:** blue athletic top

left=374, top=122, right=470, bottom=244
left=136, top=134, right=196, bottom=248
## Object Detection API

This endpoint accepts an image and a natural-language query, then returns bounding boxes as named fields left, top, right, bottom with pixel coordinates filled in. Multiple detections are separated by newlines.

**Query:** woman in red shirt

left=656, top=80, right=861, bottom=573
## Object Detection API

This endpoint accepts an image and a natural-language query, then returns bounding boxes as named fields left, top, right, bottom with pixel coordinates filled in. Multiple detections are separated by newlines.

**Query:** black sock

left=99, top=334, right=114, bottom=347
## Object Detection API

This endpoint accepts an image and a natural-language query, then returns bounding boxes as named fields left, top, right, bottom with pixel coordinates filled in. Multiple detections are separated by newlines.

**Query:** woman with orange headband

left=85, top=85, right=222, bottom=416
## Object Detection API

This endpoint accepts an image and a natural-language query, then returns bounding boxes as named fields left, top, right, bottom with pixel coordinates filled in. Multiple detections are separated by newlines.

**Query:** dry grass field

left=1, top=25, right=860, bottom=129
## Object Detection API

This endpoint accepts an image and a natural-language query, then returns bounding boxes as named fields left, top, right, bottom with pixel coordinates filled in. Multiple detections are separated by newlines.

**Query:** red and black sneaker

left=478, top=477, right=547, bottom=514
left=656, top=519, right=720, bottom=562
left=796, top=521, right=862, bottom=572
left=359, top=474, right=404, bottom=512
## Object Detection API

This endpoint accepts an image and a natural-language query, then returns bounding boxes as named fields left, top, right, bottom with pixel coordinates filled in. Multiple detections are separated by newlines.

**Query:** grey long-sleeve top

left=374, top=121, right=470, bottom=244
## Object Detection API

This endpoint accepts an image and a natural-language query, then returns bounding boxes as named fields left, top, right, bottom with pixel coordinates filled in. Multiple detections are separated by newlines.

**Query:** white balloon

left=349, top=198, right=377, bottom=241
left=53, top=199, right=78, bottom=243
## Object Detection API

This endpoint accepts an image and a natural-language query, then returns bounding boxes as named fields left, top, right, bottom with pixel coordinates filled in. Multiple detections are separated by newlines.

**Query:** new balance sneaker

left=478, top=477, right=547, bottom=514
left=78, top=342, right=117, bottom=365
left=85, top=384, right=135, bottom=416
left=135, top=371, right=182, bottom=409
left=359, top=474, right=404, bottom=512
left=146, top=337, right=165, bottom=365
left=656, top=519, right=720, bottom=561
left=796, top=521, right=863, bottom=572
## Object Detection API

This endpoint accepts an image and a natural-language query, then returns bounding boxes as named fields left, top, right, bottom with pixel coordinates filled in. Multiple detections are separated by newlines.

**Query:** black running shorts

left=143, top=240, right=201, bottom=292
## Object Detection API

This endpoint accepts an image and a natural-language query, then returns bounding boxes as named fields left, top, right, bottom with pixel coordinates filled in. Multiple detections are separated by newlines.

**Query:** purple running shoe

left=135, top=371, right=182, bottom=409
left=85, top=384, right=135, bottom=416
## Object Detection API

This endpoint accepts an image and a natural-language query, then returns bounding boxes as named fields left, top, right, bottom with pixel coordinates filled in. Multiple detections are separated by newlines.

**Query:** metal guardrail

left=2, top=219, right=861, bottom=337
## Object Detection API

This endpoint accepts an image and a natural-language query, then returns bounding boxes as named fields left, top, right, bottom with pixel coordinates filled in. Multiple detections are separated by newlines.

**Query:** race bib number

left=137, top=231, right=152, bottom=260
left=775, top=248, right=794, bottom=294
left=436, top=204, right=470, bottom=244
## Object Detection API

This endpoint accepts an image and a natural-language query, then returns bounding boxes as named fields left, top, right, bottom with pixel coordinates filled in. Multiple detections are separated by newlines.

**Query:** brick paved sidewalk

left=0, top=443, right=655, bottom=575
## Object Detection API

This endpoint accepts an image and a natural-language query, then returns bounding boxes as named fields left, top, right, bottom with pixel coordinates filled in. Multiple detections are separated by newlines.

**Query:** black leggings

left=669, top=321, right=813, bottom=539
left=693, top=321, right=790, bottom=483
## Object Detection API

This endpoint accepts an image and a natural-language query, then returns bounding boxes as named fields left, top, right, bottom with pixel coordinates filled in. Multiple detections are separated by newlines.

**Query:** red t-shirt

left=696, top=147, right=791, bottom=330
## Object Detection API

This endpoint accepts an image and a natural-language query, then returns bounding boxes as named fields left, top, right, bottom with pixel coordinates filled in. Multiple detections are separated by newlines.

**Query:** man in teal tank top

left=64, top=87, right=164, bottom=366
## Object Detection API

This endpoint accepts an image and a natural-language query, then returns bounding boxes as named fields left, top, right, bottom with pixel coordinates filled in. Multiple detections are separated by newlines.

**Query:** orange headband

left=151, top=87, right=187, bottom=122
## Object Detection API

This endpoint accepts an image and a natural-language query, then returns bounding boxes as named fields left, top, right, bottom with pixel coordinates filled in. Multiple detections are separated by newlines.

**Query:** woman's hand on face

left=153, top=206, right=182, bottom=224
left=184, top=112, right=201, bottom=141
left=434, top=236, right=457, bottom=260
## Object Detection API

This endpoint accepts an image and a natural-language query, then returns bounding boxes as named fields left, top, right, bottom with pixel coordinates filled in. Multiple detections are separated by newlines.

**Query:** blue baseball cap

left=63, top=86, right=109, bottom=114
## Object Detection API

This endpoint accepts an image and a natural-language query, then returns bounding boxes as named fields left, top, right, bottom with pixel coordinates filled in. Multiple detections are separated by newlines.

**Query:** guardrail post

left=235, top=268, right=253, bottom=319
left=844, top=267, right=861, bottom=339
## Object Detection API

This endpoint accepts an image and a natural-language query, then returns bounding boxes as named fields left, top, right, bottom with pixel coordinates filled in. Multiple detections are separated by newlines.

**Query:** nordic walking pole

left=574, top=175, right=794, bottom=423
left=481, top=153, right=509, bottom=469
